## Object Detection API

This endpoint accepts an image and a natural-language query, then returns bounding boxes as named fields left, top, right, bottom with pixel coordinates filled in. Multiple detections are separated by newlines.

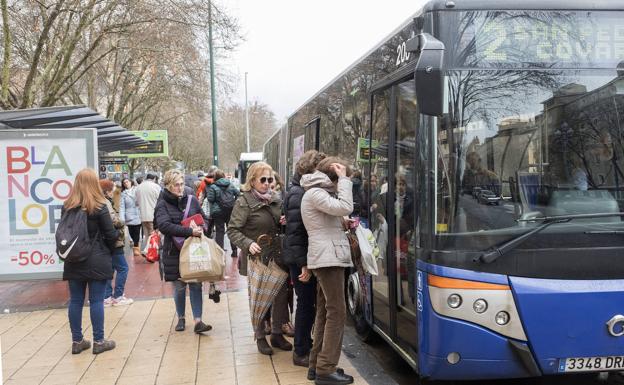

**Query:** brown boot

left=270, top=334, right=293, bottom=351
left=256, top=338, right=274, bottom=355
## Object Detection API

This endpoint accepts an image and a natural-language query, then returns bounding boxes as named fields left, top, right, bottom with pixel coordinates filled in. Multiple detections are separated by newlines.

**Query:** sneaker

left=113, top=295, right=134, bottom=306
left=194, top=321, right=213, bottom=334
left=71, top=339, right=91, bottom=354
left=282, top=322, right=295, bottom=337
left=103, top=297, right=113, bottom=307
left=92, top=339, right=116, bottom=354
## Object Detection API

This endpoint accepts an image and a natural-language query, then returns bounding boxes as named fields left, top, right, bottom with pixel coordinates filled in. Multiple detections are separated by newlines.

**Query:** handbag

left=173, top=195, right=194, bottom=250
left=343, top=219, right=361, bottom=267
left=145, top=231, right=161, bottom=263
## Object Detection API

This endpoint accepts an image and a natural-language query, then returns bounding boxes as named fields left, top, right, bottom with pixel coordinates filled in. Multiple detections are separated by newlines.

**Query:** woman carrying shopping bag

left=227, top=161, right=292, bottom=355
left=154, top=169, right=212, bottom=334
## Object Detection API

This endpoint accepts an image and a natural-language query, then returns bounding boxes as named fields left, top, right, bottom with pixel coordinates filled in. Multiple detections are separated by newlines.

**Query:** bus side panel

left=417, top=267, right=535, bottom=380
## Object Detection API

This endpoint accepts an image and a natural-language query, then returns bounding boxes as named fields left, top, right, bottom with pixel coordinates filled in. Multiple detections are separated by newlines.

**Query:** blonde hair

left=242, top=161, right=273, bottom=192
left=64, top=168, right=107, bottom=214
left=163, top=169, right=184, bottom=191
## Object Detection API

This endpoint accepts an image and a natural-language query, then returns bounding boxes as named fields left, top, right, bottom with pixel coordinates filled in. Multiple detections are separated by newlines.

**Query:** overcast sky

left=226, top=0, right=425, bottom=124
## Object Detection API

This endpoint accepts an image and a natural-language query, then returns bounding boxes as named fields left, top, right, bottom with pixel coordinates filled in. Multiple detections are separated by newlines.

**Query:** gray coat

left=119, top=189, right=141, bottom=226
left=300, top=171, right=354, bottom=270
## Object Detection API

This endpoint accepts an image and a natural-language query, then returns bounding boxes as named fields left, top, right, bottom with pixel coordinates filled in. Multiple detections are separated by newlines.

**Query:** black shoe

left=71, top=339, right=91, bottom=354
left=194, top=321, right=213, bottom=334
left=92, top=339, right=116, bottom=354
left=175, top=318, right=185, bottom=332
left=314, top=371, right=354, bottom=385
left=293, top=352, right=309, bottom=367
left=208, top=290, right=221, bottom=303
left=256, top=337, right=274, bottom=355
left=270, top=333, right=293, bottom=351
left=308, top=368, right=345, bottom=380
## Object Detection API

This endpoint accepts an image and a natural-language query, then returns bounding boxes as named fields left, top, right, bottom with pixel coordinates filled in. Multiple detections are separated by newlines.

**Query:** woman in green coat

left=227, top=161, right=292, bottom=356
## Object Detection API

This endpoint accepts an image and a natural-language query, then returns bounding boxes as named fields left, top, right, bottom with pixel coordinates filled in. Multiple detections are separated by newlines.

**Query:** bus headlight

left=496, top=311, right=510, bottom=325
left=447, top=294, right=462, bottom=308
left=427, top=274, right=527, bottom=341
left=473, top=299, right=488, bottom=314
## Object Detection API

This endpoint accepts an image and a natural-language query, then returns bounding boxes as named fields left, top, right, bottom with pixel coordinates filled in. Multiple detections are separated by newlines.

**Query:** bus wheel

left=347, top=272, right=375, bottom=343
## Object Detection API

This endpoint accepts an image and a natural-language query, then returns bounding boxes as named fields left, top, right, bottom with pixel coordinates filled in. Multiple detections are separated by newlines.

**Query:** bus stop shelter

left=0, top=105, right=147, bottom=152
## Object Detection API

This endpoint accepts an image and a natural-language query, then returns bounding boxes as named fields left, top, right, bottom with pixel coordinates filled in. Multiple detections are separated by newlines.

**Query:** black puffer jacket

left=62, top=204, right=119, bottom=281
left=282, top=173, right=309, bottom=267
left=154, top=189, right=208, bottom=281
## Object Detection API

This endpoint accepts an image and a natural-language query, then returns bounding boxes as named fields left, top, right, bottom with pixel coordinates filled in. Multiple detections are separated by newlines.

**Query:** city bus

left=236, top=152, right=263, bottom=185
left=265, top=0, right=624, bottom=380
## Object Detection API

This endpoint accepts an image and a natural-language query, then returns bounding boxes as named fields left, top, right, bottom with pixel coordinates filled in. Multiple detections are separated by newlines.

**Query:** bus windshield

left=435, top=69, right=624, bottom=251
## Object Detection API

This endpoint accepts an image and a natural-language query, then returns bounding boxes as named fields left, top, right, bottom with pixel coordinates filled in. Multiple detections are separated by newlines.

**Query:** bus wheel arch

left=347, top=271, right=375, bottom=342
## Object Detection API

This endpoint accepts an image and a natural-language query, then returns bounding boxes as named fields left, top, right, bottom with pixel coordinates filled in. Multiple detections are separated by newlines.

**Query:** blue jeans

left=289, top=265, right=317, bottom=356
left=68, top=279, right=107, bottom=342
left=173, top=281, right=203, bottom=320
left=105, top=248, right=129, bottom=299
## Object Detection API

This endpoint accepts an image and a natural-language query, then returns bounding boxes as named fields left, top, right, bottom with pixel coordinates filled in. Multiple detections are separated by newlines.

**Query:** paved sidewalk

left=1, top=291, right=369, bottom=385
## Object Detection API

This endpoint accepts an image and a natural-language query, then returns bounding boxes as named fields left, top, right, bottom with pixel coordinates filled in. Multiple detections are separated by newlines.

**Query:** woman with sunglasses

left=227, top=161, right=292, bottom=355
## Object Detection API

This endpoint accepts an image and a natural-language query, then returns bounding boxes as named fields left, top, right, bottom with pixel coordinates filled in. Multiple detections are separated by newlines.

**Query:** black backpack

left=217, top=186, right=238, bottom=216
left=55, top=207, right=97, bottom=263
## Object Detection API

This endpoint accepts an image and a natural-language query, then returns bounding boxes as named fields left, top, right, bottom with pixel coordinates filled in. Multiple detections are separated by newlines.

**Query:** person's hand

left=299, top=266, right=311, bottom=283
left=331, top=163, right=347, bottom=178
left=191, top=226, right=203, bottom=237
left=376, top=213, right=386, bottom=224
left=279, top=215, right=286, bottom=225
left=249, top=242, right=262, bottom=255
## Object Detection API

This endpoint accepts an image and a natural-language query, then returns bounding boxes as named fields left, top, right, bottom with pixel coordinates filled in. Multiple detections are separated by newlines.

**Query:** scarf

left=252, top=188, right=273, bottom=205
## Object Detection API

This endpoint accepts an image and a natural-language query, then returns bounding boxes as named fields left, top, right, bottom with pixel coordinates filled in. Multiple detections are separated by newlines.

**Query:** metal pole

left=245, top=72, right=250, bottom=152
left=208, top=0, right=219, bottom=166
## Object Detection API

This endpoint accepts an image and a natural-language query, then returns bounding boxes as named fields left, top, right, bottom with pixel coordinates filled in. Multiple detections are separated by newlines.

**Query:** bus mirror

left=409, top=33, right=445, bottom=116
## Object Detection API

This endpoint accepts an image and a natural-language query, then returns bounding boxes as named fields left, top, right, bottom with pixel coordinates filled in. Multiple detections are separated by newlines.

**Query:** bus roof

left=424, top=0, right=624, bottom=12
left=239, top=152, right=263, bottom=161
left=286, top=0, right=624, bottom=122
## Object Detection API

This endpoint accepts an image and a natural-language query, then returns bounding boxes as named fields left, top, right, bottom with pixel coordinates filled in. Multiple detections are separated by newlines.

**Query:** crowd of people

left=61, top=149, right=358, bottom=385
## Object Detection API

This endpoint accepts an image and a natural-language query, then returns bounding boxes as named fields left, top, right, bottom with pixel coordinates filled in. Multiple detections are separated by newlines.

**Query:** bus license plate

left=560, top=356, right=624, bottom=372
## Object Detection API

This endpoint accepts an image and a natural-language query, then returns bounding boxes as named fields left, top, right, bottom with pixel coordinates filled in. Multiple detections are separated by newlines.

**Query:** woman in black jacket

left=154, top=169, right=212, bottom=334
left=283, top=150, right=326, bottom=366
left=63, top=168, right=119, bottom=355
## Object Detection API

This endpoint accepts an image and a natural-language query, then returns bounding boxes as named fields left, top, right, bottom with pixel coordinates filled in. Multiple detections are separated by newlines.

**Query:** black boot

left=293, top=351, right=309, bottom=367
left=270, top=333, right=293, bottom=351
left=256, top=337, right=274, bottom=355
left=314, top=371, right=354, bottom=385
left=308, top=368, right=345, bottom=381
left=175, top=318, right=185, bottom=332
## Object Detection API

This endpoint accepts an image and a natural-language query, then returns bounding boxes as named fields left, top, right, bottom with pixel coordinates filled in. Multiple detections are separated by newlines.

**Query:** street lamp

left=245, top=72, right=250, bottom=153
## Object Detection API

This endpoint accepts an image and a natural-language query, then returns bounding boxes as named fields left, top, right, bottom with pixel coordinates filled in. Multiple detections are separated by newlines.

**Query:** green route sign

left=119, top=130, right=169, bottom=158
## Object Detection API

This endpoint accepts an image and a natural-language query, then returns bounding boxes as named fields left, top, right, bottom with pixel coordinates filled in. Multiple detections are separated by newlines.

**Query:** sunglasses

left=259, top=177, right=274, bottom=184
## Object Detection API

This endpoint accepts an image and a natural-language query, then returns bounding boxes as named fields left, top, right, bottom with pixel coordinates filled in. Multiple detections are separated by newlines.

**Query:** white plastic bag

left=355, top=224, right=379, bottom=276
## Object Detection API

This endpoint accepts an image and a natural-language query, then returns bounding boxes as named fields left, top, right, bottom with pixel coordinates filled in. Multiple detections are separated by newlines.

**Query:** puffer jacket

left=207, top=178, right=239, bottom=218
left=282, top=173, right=308, bottom=267
left=154, top=189, right=208, bottom=281
left=227, top=190, right=281, bottom=276
left=119, top=188, right=141, bottom=225
left=62, top=204, right=118, bottom=281
left=300, top=171, right=354, bottom=269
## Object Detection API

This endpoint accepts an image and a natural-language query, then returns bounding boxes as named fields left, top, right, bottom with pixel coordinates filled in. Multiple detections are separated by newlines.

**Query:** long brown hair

left=64, top=168, right=107, bottom=214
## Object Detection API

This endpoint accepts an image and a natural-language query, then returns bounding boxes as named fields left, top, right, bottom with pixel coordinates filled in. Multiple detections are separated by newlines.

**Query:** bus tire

left=347, top=271, right=376, bottom=343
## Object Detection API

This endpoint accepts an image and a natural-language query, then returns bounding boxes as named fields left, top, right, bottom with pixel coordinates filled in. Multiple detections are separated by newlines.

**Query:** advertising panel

left=356, top=137, right=379, bottom=163
left=292, top=134, right=305, bottom=166
left=0, top=128, right=97, bottom=280
left=119, top=130, right=169, bottom=158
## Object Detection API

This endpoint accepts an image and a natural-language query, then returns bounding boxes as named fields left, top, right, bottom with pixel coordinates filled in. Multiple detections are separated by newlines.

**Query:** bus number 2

left=396, top=42, right=411, bottom=66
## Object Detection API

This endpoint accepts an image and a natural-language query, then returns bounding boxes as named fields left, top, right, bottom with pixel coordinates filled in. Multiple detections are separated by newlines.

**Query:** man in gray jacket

left=301, top=158, right=354, bottom=385
left=135, top=173, right=161, bottom=250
